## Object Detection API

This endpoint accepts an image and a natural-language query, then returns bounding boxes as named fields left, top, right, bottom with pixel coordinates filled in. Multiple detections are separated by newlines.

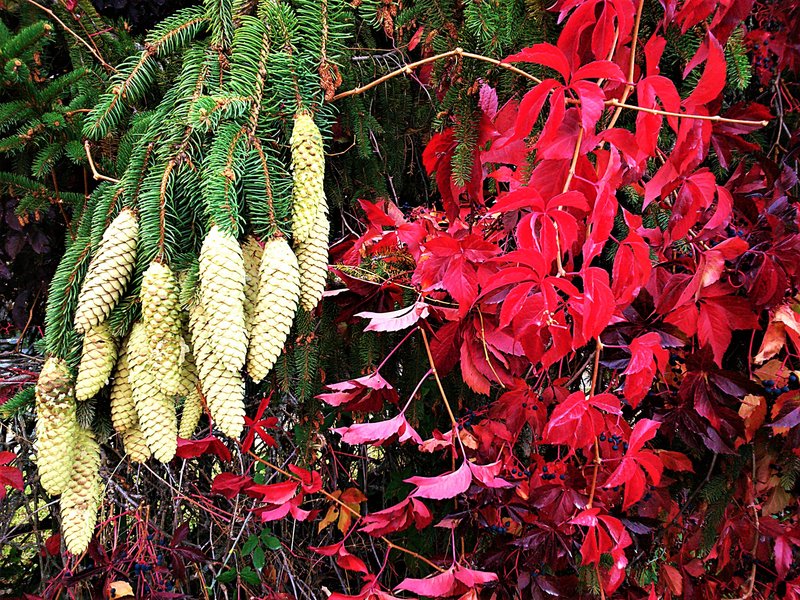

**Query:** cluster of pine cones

left=34, top=112, right=328, bottom=554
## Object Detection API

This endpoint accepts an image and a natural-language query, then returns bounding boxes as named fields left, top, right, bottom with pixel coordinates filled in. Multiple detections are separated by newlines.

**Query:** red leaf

left=775, top=536, right=793, bottom=580
left=623, top=333, right=669, bottom=407
left=0, top=465, right=23, bottom=499
left=395, top=564, right=497, bottom=597
left=334, top=413, right=422, bottom=446
left=176, top=436, right=232, bottom=462
left=211, top=473, right=253, bottom=499
left=696, top=293, right=759, bottom=367
left=467, top=461, right=513, bottom=489
left=513, top=79, right=560, bottom=140
left=317, top=371, right=399, bottom=412
left=289, top=464, right=323, bottom=494
left=683, top=34, right=726, bottom=108
left=505, top=44, right=571, bottom=81
left=245, top=480, right=299, bottom=504
left=360, top=497, right=432, bottom=536
left=603, top=419, right=663, bottom=509
left=406, top=461, right=473, bottom=500
left=309, top=542, right=368, bottom=574
left=414, top=233, right=501, bottom=316
left=612, top=230, right=652, bottom=306
left=356, top=301, right=430, bottom=332
left=543, top=392, right=621, bottom=448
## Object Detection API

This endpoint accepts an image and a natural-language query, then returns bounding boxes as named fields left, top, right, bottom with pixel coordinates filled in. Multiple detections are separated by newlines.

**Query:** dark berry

left=599, top=433, right=606, bottom=441
left=542, top=465, right=548, bottom=473
left=764, top=379, right=775, bottom=388
left=560, top=474, right=566, bottom=480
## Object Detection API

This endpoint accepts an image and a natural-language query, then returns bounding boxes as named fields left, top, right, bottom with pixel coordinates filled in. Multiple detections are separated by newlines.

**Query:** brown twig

left=84, top=140, right=120, bottom=184
left=24, top=0, right=115, bottom=72
left=332, top=45, right=769, bottom=128
left=332, top=48, right=540, bottom=101
left=605, top=98, right=770, bottom=126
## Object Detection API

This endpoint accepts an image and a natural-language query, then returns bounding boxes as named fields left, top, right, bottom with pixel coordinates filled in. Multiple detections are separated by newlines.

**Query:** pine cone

left=74, top=209, right=138, bottom=333
left=295, top=204, right=329, bottom=311
left=290, top=111, right=327, bottom=244
left=197, top=225, right=247, bottom=370
left=247, top=236, right=300, bottom=382
left=242, top=235, right=264, bottom=338
left=75, top=323, right=117, bottom=401
left=122, top=426, right=151, bottom=463
left=109, top=342, right=136, bottom=434
left=200, top=359, right=245, bottom=439
left=141, top=260, right=182, bottom=395
left=35, top=357, right=78, bottom=495
left=128, top=322, right=177, bottom=462
left=60, top=427, right=102, bottom=554
left=177, top=350, right=203, bottom=439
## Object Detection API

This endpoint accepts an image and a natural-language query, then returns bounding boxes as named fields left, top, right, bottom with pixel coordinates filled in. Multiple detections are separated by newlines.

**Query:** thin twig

left=84, top=140, right=120, bottom=184
left=605, top=98, right=770, bottom=126
left=332, top=48, right=540, bottom=101
left=418, top=326, right=459, bottom=429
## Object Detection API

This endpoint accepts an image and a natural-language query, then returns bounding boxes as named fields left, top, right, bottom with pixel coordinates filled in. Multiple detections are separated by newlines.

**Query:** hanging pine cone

left=290, top=111, right=327, bottom=244
left=295, top=205, right=329, bottom=311
left=247, top=236, right=300, bottom=382
left=141, top=260, right=183, bottom=395
left=35, top=356, right=78, bottom=495
left=128, top=322, right=177, bottom=462
left=74, top=209, right=139, bottom=334
left=109, top=343, right=136, bottom=434
left=177, top=350, right=203, bottom=439
left=242, top=235, right=264, bottom=339
left=60, top=427, right=102, bottom=554
left=122, top=426, right=151, bottom=463
left=197, top=225, right=247, bottom=371
left=75, top=323, right=117, bottom=402
left=200, top=360, right=245, bottom=439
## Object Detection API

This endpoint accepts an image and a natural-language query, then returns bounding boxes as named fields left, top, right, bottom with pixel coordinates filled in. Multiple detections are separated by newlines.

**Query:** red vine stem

left=607, top=0, right=645, bottom=129
left=586, top=339, right=603, bottom=510
left=246, top=451, right=445, bottom=573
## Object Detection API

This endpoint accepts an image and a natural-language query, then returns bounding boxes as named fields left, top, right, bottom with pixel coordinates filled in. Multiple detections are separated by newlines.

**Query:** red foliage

left=310, top=0, right=800, bottom=597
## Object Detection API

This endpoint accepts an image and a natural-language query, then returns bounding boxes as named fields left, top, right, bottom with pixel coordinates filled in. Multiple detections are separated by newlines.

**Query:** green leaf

left=263, top=535, right=281, bottom=551
left=252, top=545, right=265, bottom=570
left=241, top=534, right=258, bottom=556
left=240, top=567, right=260, bottom=586
left=216, top=569, right=237, bottom=584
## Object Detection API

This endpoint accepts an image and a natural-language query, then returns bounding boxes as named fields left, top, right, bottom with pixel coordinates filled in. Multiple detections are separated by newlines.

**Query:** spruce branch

left=22, top=0, right=114, bottom=72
